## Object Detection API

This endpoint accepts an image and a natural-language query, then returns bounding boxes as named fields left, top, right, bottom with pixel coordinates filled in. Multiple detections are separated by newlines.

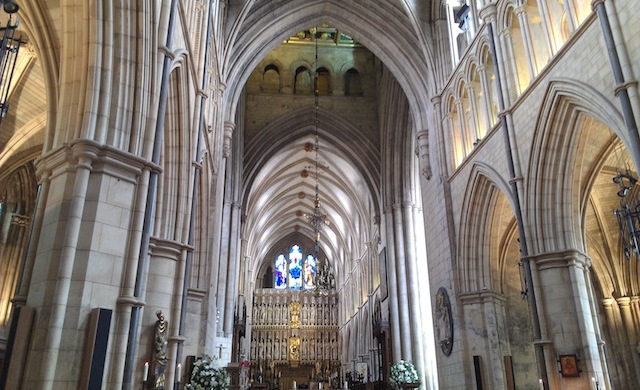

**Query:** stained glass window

left=289, top=245, right=303, bottom=289
left=273, top=244, right=319, bottom=290
left=304, top=254, right=316, bottom=289
left=274, top=254, right=287, bottom=289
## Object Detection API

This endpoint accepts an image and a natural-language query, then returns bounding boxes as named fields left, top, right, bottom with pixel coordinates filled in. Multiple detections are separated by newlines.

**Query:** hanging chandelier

left=305, top=26, right=333, bottom=294
left=613, top=169, right=640, bottom=259
left=0, top=2, right=22, bottom=121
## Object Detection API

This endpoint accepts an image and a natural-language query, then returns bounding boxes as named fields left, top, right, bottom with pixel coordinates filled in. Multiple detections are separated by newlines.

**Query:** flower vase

left=401, top=383, right=420, bottom=390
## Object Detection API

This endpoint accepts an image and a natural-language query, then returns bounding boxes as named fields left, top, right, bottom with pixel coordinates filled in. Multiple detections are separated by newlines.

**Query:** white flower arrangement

left=389, top=360, right=419, bottom=386
left=186, top=355, right=229, bottom=390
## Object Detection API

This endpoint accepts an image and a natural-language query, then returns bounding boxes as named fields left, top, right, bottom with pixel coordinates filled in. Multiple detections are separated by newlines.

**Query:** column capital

left=223, top=121, right=236, bottom=158
left=415, top=130, right=432, bottom=180
left=591, top=0, right=605, bottom=11
left=616, top=296, right=632, bottom=307
left=416, top=129, right=429, bottom=140
left=523, top=249, right=591, bottom=270
left=514, top=4, right=527, bottom=16
left=458, top=290, right=506, bottom=305
left=600, top=297, right=616, bottom=308
left=478, top=2, right=497, bottom=23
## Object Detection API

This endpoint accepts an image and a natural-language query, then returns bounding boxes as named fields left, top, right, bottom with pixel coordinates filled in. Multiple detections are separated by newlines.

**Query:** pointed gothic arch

left=222, top=0, right=436, bottom=137
left=527, top=79, right=627, bottom=255
left=458, top=163, right=517, bottom=293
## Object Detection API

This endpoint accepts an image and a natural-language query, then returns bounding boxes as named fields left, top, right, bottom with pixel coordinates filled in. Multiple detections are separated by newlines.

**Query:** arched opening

left=263, top=64, right=281, bottom=93
left=344, top=69, right=361, bottom=96
left=295, top=66, right=312, bottom=95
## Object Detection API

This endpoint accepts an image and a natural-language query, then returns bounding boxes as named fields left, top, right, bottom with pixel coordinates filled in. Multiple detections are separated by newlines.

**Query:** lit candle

left=344, top=381, right=348, bottom=389
left=293, top=380, right=297, bottom=390
left=177, top=363, right=182, bottom=382
left=539, top=379, right=543, bottom=390
left=319, top=383, right=322, bottom=390
left=143, top=361, right=149, bottom=381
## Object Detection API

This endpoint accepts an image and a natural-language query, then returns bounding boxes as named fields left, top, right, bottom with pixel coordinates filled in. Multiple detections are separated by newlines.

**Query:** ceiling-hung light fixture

left=613, top=168, right=640, bottom=259
left=0, top=1, right=22, bottom=122
left=0, top=1, right=18, bottom=14
left=306, top=26, right=333, bottom=294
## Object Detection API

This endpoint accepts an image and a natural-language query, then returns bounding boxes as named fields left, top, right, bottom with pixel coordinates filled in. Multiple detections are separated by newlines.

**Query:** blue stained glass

left=274, top=254, right=287, bottom=288
left=304, top=254, right=317, bottom=289
left=289, top=245, right=303, bottom=289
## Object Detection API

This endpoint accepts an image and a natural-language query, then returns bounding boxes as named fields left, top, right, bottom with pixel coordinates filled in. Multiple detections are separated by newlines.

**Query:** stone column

left=477, top=65, right=494, bottom=131
left=529, top=250, right=605, bottom=389
left=562, top=0, right=578, bottom=33
left=382, top=205, right=402, bottom=361
left=453, top=98, right=470, bottom=157
left=443, top=111, right=458, bottom=168
left=392, top=203, right=412, bottom=360
left=535, top=0, right=558, bottom=55
left=224, top=202, right=242, bottom=336
left=600, top=298, right=624, bottom=381
left=598, top=0, right=640, bottom=154
left=403, top=203, right=427, bottom=388
left=445, top=2, right=461, bottom=65
left=515, top=5, right=538, bottom=81
left=616, top=297, right=640, bottom=382
left=464, top=84, right=482, bottom=143
left=501, top=30, right=521, bottom=98
left=31, top=143, right=96, bottom=389
left=459, top=291, right=510, bottom=390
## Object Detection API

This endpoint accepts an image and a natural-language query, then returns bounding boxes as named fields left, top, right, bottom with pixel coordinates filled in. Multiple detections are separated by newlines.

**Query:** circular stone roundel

left=435, top=287, right=453, bottom=356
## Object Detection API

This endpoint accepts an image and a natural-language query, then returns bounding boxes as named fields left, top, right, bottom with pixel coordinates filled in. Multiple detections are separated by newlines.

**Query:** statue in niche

left=310, top=303, right=316, bottom=324
left=259, top=337, right=265, bottom=359
left=260, top=304, right=266, bottom=324
left=301, top=337, right=307, bottom=360
left=281, top=338, right=287, bottom=360
left=290, top=301, right=301, bottom=328
left=266, top=337, right=272, bottom=359
left=435, top=287, right=453, bottom=356
left=289, top=336, right=300, bottom=361
left=152, top=310, right=168, bottom=388
left=331, top=338, right=337, bottom=360
left=309, top=337, right=315, bottom=360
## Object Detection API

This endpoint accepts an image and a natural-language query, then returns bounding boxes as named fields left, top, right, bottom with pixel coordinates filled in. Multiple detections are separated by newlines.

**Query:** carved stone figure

left=153, top=310, right=168, bottom=388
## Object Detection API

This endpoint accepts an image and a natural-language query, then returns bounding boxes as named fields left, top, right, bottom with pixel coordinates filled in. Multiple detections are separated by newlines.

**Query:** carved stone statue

left=153, top=310, right=168, bottom=388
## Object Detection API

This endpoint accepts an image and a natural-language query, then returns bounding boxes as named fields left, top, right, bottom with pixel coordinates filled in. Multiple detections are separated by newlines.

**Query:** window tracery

left=274, top=244, right=319, bottom=290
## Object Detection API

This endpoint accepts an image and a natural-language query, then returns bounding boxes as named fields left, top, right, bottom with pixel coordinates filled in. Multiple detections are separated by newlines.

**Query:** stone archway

left=526, top=80, right=629, bottom=389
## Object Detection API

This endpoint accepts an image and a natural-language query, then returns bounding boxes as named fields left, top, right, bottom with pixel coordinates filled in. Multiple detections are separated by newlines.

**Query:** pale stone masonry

left=0, top=1, right=638, bottom=390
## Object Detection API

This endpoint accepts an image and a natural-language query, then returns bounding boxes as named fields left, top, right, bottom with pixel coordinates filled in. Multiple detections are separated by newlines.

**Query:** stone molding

left=35, top=139, right=162, bottom=183
left=523, top=249, right=591, bottom=270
